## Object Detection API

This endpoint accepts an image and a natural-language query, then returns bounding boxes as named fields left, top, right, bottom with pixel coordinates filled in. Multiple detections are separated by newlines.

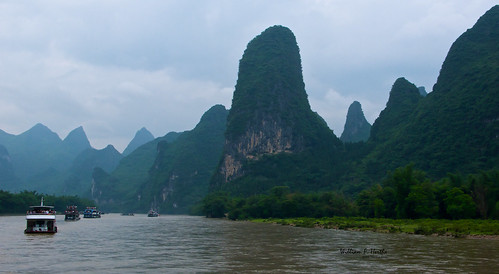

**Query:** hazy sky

left=0, top=1, right=496, bottom=152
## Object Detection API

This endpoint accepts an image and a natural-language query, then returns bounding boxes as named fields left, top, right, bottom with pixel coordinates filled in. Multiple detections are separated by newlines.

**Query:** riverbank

left=251, top=217, right=499, bottom=238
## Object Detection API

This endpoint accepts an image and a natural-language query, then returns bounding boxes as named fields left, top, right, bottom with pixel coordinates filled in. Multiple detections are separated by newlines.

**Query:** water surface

left=1, top=214, right=498, bottom=272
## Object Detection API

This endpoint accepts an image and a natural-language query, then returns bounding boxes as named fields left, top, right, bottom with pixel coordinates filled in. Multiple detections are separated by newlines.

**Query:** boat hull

left=65, top=215, right=81, bottom=221
left=25, top=217, right=57, bottom=234
left=24, top=228, right=57, bottom=234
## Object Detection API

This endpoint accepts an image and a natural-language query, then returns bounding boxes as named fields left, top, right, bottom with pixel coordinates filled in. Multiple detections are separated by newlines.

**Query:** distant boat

left=83, top=207, right=101, bottom=218
left=121, top=213, right=134, bottom=216
left=147, top=209, right=159, bottom=217
left=64, top=205, right=80, bottom=221
left=25, top=197, right=57, bottom=234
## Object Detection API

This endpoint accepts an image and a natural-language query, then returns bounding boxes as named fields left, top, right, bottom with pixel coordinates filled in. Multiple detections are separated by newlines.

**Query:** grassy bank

left=252, top=217, right=499, bottom=238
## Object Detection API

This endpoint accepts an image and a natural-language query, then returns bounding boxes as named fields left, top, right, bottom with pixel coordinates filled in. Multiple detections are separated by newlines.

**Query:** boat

left=121, top=213, right=134, bottom=216
left=147, top=209, right=159, bottom=217
left=24, top=197, right=57, bottom=234
left=64, top=205, right=80, bottom=221
left=83, top=207, right=101, bottom=218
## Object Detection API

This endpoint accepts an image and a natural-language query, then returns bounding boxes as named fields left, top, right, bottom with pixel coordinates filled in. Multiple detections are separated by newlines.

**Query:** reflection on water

left=1, top=214, right=498, bottom=272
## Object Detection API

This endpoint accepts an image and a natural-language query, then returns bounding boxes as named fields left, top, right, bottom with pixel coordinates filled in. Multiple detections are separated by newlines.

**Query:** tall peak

left=63, top=126, right=91, bottom=153
left=213, top=25, right=340, bottom=186
left=20, top=123, right=61, bottom=143
left=340, top=101, right=371, bottom=143
left=370, top=77, right=421, bottom=143
left=122, top=127, right=155, bottom=156
left=433, top=5, right=499, bottom=95
left=193, top=105, right=228, bottom=132
left=387, top=77, right=422, bottom=107
left=25, top=123, right=54, bottom=135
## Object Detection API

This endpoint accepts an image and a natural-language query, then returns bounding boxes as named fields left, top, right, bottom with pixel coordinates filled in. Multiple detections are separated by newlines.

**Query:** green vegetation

left=90, top=132, right=181, bottom=211
left=227, top=25, right=308, bottom=139
left=356, top=166, right=499, bottom=219
left=201, top=166, right=499, bottom=225
left=0, top=190, right=95, bottom=214
left=254, top=217, right=499, bottom=237
left=357, top=6, right=499, bottom=183
left=93, top=105, right=228, bottom=214
left=212, top=25, right=344, bottom=195
left=201, top=166, right=499, bottom=237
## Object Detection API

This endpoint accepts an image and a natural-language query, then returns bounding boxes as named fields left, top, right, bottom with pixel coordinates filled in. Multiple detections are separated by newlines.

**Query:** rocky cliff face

left=213, top=25, right=341, bottom=188
left=220, top=115, right=297, bottom=182
left=143, top=104, right=228, bottom=213
left=340, top=101, right=371, bottom=143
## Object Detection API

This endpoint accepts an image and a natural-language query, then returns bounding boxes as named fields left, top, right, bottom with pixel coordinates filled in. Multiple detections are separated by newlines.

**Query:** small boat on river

left=147, top=209, right=159, bottom=217
left=64, top=205, right=80, bottom=221
left=83, top=207, right=101, bottom=218
left=25, top=197, right=57, bottom=234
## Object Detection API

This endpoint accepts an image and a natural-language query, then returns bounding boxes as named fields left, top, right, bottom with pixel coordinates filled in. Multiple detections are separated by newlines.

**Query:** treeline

left=357, top=165, right=499, bottom=219
left=0, top=190, right=95, bottom=214
left=200, top=165, right=499, bottom=220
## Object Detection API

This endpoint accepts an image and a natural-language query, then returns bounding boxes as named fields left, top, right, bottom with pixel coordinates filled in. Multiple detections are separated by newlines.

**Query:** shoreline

left=250, top=217, right=499, bottom=239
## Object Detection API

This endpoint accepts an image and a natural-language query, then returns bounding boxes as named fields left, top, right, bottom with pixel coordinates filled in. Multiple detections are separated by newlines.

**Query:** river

left=1, top=214, right=498, bottom=273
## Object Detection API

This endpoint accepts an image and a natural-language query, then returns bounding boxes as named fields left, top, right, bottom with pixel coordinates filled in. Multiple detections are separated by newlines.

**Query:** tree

left=383, top=165, right=427, bottom=218
left=444, top=187, right=476, bottom=219
left=405, top=181, right=438, bottom=218
left=202, top=192, right=231, bottom=218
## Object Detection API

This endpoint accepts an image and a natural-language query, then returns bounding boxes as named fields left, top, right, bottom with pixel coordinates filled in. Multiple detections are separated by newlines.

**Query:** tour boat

left=64, top=205, right=80, bottom=221
left=25, top=197, right=57, bottom=234
left=147, top=209, right=159, bottom=217
left=83, top=207, right=101, bottom=218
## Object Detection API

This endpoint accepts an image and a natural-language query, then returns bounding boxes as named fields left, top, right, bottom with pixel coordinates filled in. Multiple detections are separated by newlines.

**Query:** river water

left=1, top=214, right=498, bottom=273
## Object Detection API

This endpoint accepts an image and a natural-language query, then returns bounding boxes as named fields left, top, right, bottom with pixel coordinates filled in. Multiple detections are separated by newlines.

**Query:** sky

left=0, top=0, right=496, bottom=152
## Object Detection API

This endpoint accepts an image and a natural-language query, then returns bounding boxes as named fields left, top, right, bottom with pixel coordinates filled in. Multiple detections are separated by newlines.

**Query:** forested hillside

left=357, top=5, right=499, bottom=184
left=210, top=25, right=344, bottom=196
left=92, top=105, right=228, bottom=213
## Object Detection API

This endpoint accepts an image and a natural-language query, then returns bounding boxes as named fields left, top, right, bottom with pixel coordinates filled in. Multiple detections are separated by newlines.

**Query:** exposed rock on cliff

left=212, top=25, right=342, bottom=193
left=91, top=105, right=228, bottom=213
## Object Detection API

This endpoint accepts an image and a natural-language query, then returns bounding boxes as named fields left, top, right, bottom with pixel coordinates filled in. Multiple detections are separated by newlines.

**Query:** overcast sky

left=0, top=1, right=496, bottom=152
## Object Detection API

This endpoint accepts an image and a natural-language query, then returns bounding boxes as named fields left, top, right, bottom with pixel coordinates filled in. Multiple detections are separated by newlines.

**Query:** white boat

left=24, top=197, right=57, bottom=234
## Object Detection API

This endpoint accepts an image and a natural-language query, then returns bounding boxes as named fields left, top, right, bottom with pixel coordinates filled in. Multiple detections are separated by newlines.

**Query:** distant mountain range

left=0, top=124, right=156, bottom=195
left=1, top=5, right=497, bottom=214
